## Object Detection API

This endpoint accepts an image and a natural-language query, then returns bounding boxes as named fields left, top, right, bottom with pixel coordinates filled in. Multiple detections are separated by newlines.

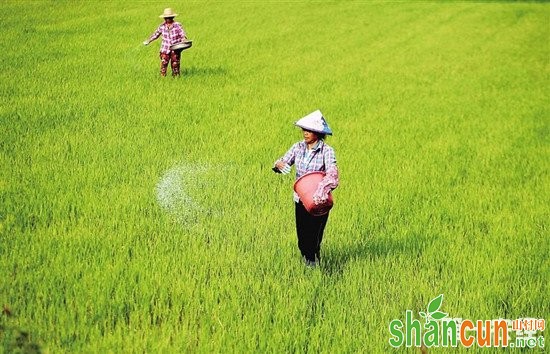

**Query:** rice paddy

left=1, top=1, right=549, bottom=352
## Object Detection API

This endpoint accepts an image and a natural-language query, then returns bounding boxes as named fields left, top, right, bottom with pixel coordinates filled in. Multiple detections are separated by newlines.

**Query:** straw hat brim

left=159, top=13, right=178, bottom=18
left=295, top=123, right=333, bottom=136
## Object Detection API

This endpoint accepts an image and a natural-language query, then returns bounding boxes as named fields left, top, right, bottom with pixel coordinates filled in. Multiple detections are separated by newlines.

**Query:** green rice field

left=1, top=1, right=548, bottom=352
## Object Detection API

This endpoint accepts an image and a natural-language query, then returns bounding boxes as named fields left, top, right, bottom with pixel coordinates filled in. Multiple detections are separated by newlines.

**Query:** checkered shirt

left=148, top=22, right=187, bottom=54
left=277, top=140, right=339, bottom=202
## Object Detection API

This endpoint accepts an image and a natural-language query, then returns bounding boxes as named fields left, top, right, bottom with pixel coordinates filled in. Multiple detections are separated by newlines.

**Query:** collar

left=301, top=140, right=324, bottom=152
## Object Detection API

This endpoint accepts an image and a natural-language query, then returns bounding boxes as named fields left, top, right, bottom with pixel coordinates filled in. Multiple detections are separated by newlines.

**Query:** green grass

left=1, top=1, right=549, bottom=352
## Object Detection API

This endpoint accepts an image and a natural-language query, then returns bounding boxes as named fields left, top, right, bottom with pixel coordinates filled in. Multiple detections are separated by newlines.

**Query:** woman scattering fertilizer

left=273, top=110, right=339, bottom=267
left=143, top=8, right=188, bottom=77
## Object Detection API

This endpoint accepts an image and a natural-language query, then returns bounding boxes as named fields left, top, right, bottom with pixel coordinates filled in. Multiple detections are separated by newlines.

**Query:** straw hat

left=159, top=8, right=178, bottom=18
left=295, top=110, right=333, bottom=135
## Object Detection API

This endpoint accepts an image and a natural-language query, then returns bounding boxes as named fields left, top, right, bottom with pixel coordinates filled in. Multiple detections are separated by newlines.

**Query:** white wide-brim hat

left=160, top=8, right=178, bottom=18
left=295, top=110, right=333, bottom=135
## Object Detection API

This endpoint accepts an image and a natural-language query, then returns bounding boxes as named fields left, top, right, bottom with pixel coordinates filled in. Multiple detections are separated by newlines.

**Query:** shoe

left=305, top=259, right=318, bottom=268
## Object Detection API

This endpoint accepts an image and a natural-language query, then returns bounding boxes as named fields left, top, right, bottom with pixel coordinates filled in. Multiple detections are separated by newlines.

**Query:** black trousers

left=295, top=201, right=329, bottom=262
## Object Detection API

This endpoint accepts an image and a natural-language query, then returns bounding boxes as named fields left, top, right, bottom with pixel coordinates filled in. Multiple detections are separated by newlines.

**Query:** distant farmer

left=143, top=8, right=187, bottom=77
left=273, top=110, right=339, bottom=267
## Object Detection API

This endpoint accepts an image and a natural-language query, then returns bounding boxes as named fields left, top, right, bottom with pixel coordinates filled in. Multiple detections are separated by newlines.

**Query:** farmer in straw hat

left=273, top=110, right=339, bottom=267
left=143, top=8, right=188, bottom=77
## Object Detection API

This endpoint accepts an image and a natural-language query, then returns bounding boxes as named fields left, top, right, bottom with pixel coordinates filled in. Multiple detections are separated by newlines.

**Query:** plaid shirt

left=277, top=140, right=339, bottom=202
left=148, top=22, right=186, bottom=54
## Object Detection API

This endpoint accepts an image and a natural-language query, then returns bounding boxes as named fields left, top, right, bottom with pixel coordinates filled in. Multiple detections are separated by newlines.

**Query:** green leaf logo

left=425, top=294, right=447, bottom=321
left=428, top=294, right=443, bottom=313
left=430, top=311, right=447, bottom=320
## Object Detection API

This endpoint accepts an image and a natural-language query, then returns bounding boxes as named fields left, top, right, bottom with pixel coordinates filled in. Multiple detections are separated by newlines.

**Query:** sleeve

left=274, top=142, right=299, bottom=167
left=148, top=25, right=162, bottom=43
left=312, top=147, right=339, bottom=203
left=176, top=23, right=187, bottom=40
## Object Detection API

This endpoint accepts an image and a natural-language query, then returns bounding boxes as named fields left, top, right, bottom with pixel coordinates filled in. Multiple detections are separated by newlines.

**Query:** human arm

left=273, top=143, right=298, bottom=174
left=144, top=25, right=162, bottom=45
left=312, top=147, right=339, bottom=204
left=175, top=23, right=188, bottom=42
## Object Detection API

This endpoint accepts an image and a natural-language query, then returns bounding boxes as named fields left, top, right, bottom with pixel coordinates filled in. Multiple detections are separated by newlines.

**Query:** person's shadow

left=321, top=230, right=430, bottom=279
left=181, top=66, right=227, bottom=77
